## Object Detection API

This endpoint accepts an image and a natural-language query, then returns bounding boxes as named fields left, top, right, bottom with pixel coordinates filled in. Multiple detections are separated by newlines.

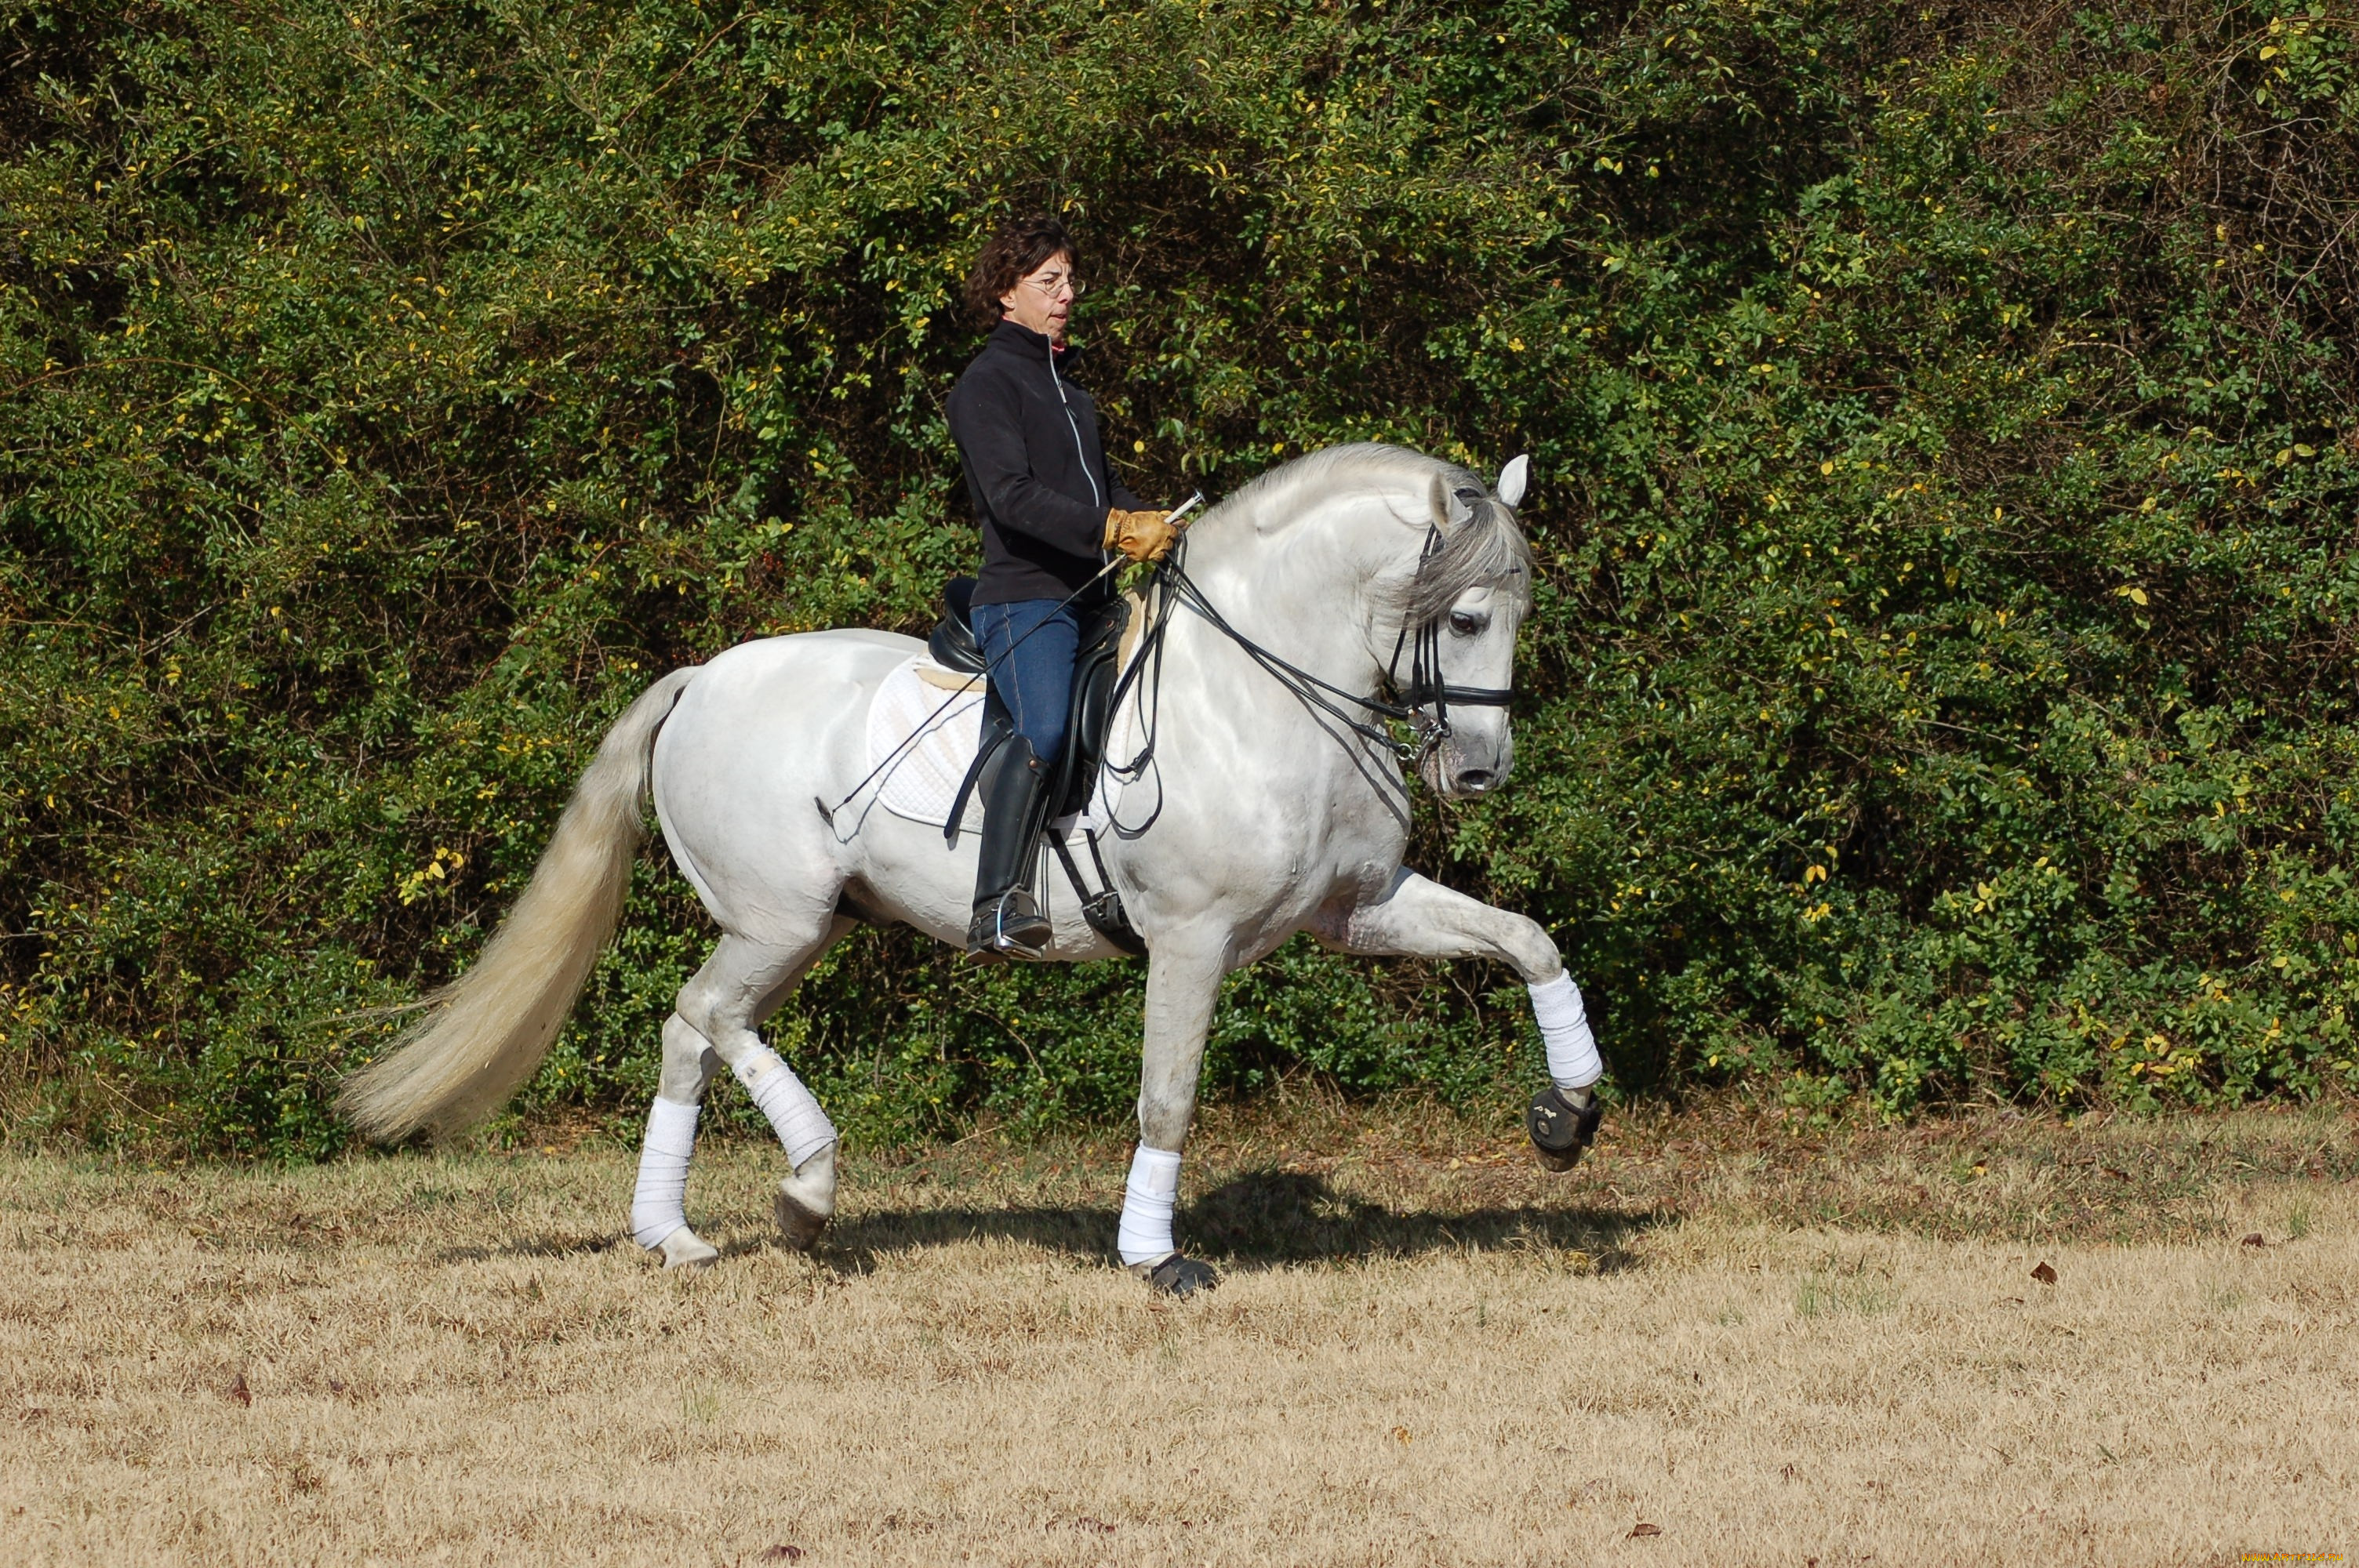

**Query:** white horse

left=341, top=444, right=1605, bottom=1293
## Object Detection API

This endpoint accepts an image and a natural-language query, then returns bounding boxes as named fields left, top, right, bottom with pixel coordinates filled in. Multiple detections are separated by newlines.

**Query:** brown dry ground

left=2, top=1095, right=2355, bottom=1566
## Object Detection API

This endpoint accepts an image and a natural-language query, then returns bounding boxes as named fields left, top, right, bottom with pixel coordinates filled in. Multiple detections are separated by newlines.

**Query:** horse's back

left=671, top=626, right=913, bottom=716
left=660, top=627, right=918, bottom=771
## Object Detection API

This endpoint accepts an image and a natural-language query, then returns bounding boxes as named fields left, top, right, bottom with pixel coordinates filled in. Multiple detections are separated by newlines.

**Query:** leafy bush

left=3, top=0, right=2357, bottom=1156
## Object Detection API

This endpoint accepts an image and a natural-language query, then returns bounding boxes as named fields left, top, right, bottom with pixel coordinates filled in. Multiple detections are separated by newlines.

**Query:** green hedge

left=4, top=0, right=2357, bottom=1156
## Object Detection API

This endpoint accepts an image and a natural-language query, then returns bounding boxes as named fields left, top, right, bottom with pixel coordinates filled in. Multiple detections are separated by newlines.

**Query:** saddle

left=929, top=577, right=1145, bottom=955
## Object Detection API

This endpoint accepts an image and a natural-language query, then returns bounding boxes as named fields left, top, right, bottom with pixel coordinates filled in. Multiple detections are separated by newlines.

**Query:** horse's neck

left=1172, top=494, right=1408, bottom=694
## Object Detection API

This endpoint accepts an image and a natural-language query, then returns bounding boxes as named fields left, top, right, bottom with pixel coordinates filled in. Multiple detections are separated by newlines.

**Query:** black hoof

left=1140, top=1254, right=1219, bottom=1298
left=1528, top=1084, right=1603, bottom=1172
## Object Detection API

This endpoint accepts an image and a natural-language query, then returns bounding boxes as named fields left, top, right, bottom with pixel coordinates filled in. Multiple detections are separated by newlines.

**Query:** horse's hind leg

left=675, top=923, right=855, bottom=1249
left=631, top=1012, right=730, bottom=1269
left=628, top=920, right=854, bottom=1268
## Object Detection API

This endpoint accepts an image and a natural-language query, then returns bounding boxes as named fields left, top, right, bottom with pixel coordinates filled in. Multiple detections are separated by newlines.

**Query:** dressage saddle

left=929, top=577, right=1145, bottom=956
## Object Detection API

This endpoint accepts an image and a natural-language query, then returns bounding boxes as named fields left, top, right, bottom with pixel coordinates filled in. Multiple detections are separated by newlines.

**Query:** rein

left=1104, top=521, right=1513, bottom=815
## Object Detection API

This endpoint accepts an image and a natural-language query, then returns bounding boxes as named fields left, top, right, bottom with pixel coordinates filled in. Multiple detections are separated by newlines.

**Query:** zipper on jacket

left=1047, top=345, right=1103, bottom=510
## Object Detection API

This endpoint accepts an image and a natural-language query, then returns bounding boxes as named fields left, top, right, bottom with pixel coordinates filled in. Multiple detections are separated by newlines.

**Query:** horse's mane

left=1209, top=442, right=1534, bottom=624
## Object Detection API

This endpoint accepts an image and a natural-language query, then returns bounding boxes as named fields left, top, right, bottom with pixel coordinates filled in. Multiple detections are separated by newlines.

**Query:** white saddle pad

left=863, top=656, right=1114, bottom=834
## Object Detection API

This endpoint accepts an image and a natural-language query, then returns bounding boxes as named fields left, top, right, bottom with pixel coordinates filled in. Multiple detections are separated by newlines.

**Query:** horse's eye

left=1448, top=610, right=1487, bottom=637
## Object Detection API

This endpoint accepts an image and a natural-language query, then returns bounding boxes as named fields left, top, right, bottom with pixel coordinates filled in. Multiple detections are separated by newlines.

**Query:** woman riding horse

left=946, top=216, right=1177, bottom=957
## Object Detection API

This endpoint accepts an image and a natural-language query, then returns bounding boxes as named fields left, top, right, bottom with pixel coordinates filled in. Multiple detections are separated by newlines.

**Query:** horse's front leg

left=1314, top=869, right=1605, bottom=1171
left=1122, top=938, right=1228, bottom=1297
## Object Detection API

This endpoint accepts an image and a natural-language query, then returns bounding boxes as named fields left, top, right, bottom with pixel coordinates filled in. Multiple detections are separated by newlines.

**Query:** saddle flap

left=1053, top=596, right=1130, bottom=818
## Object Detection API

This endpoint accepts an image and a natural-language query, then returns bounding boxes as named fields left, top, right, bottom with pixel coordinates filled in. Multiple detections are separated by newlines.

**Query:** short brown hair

left=963, top=214, right=1077, bottom=327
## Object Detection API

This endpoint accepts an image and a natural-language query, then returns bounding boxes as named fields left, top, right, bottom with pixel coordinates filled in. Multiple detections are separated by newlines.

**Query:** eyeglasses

left=1020, top=270, right=1084, bottom=298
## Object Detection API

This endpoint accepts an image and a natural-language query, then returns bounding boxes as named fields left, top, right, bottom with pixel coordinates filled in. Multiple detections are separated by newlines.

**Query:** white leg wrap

left=1117, top=1145, right=1183, bottom=1266
left=631, top=1096, right=700, bottom=1250
left=1530, top=971, right=1603, bottom=1091
left=732, top=1046, right=838, bottom=1170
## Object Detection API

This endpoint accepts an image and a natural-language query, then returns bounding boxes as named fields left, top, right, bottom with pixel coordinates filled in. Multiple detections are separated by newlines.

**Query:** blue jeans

left=971, top=597, right=1079, bottom=767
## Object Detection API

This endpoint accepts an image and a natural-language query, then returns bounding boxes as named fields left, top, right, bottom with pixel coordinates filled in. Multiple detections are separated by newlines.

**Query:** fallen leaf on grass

left=225, top=1371, right=251, bottom=1407
left=2030, top=1261, right=2057, bottom=1285
left=756, top=1547, right=802, bottom=1563
left=1391, top=1425, right=1411, bottom=1443
left=1630, top=1521, right=1663, bottom=1537
left=2241, top=1232, right=2266, bottom=1248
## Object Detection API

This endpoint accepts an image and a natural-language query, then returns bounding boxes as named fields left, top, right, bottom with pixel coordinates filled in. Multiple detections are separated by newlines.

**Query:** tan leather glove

left=1103, top=506, right=1180, bottom=564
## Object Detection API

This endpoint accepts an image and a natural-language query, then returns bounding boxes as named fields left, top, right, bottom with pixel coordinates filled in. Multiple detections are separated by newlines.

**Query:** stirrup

left=967, top=889, right=1050, bottom=959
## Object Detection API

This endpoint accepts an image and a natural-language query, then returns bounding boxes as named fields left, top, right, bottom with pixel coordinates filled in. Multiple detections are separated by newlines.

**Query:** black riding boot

left=967, top=732, right=1056, bottom=957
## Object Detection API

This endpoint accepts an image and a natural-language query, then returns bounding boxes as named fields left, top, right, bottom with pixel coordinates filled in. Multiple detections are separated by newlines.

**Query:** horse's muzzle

left=1434, top=730, right=1514, bottom=798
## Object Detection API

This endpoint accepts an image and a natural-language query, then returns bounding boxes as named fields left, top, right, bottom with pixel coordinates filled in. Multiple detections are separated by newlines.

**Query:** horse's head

left=1401, top=455, right=1533, bottom=799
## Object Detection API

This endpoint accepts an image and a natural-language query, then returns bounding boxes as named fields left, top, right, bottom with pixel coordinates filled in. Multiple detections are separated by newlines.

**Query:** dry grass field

left=2, top=1095, right=2354, bottom=1566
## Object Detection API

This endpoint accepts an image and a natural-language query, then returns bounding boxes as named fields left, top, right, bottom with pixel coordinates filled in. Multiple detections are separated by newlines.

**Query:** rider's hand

left=1103, top=506, right=1180, bottom=564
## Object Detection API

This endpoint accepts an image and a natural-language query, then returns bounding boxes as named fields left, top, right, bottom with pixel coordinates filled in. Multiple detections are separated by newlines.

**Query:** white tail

left=340, top=668, right=700, bottom=1142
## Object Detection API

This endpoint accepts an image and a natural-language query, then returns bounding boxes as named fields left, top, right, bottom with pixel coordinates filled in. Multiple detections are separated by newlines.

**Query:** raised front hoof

left=773, top=1187, right=831, bottom=1252
left=655, top=1226, right=720, bottom=1272
left=1527, top=1084, right=1603, bottom=1174
left=1131, top=1253, right=1219, bottom=1298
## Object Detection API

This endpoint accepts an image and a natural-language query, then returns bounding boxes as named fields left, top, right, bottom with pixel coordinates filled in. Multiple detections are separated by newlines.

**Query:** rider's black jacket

left=947, top=319, right=1141, bottom=607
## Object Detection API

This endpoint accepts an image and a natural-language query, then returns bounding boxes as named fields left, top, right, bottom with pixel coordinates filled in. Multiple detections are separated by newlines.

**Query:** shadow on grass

left=816, top=1167, right=1666, bottom=1276
left=435, top=1232, right=623, bottom=1264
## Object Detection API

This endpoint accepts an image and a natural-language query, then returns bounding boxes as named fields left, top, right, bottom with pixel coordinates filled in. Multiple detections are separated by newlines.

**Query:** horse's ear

left=1496, top=454, right=1529, bottom=507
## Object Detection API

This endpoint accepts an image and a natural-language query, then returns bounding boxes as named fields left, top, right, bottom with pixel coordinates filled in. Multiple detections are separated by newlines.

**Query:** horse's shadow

left=813, top=1167, right=1663, bottom=1276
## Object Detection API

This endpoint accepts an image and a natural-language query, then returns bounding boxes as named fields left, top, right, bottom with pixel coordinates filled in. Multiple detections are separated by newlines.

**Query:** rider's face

left=999, top=251, right=1078, bottom=343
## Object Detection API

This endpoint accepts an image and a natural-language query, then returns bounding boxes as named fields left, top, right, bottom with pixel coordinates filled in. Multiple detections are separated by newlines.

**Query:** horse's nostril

left=1457, top=769, right=1496, bottom=794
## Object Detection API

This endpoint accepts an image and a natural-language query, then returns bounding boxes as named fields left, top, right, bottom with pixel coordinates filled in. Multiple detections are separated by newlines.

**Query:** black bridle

left=1381, top=519, right=1516, bottom=750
